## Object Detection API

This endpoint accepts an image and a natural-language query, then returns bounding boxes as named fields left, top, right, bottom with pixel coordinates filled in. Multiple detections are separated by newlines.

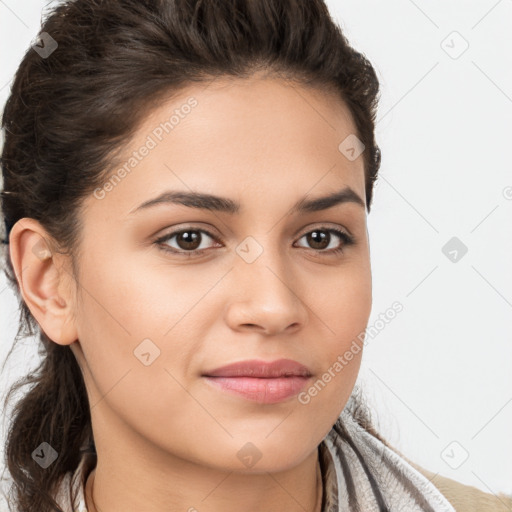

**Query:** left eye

left=154, top=226, right=354, bottom=256
left=295, top=227, right=353, bottom=252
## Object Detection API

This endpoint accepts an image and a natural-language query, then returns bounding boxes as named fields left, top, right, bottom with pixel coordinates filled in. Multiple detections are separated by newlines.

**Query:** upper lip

left=203, top=358, right=312, bottom=378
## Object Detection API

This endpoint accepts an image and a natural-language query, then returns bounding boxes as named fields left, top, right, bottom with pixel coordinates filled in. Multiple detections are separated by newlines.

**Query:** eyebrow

left=129, top=185, right=365, bottom=215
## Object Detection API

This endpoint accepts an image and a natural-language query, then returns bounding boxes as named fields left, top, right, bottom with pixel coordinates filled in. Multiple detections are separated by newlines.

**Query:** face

left=66, top=75, right=372, bottom=472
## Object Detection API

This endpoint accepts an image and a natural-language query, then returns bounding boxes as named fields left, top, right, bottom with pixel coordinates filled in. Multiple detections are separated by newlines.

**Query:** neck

left=84, top=446, right=324, bottom=512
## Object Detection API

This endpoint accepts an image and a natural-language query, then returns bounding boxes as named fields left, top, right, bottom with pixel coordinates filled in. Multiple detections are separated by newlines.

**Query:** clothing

left=407, top=460, right=512, bottom=512
left=52, top=408, right=510, bottom=511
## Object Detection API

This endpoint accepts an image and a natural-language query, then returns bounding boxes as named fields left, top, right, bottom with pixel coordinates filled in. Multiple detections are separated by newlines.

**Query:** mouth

left=202, top=358, right=312, bottom=404
left=203, top=375, right=311, bottom=404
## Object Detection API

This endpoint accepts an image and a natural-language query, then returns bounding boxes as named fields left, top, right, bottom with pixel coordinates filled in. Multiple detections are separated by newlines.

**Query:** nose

left=223, top=245, right=309, bottom=336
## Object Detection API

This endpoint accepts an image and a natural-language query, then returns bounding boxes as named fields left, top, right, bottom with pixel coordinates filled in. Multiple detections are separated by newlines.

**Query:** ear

left=9, top=218, right=79, bottom=346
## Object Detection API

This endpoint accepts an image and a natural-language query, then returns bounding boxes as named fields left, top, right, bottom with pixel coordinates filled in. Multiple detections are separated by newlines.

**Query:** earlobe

left=9, top=218, right=78, bottom=346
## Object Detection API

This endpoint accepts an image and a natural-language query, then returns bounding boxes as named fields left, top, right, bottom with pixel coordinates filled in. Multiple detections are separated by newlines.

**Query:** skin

left=9, top=74, right=372, bottom=512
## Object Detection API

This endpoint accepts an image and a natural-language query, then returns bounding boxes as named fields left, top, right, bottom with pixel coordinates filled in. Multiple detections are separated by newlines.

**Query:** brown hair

left=0, top=1, right=382, bottom=510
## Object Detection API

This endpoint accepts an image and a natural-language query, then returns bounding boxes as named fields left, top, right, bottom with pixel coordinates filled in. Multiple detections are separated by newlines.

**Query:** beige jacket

left=412, top=461, right=512, bottom=512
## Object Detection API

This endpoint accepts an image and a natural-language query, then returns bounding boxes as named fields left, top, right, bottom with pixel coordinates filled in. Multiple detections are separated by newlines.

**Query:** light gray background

left=1, top=0, right=511, bottom=503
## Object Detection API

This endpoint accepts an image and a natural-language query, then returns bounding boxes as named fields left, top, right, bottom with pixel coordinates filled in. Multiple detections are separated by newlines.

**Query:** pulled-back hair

left=0, top=1, right=382, bottom=510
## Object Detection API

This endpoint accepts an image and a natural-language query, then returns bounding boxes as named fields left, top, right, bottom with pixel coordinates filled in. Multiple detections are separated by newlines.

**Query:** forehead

left=87, top=76, right=366, bottom=218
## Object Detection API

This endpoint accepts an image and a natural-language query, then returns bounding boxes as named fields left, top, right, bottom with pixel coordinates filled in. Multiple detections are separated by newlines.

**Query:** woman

left=1, top=1, right=510, bottom=511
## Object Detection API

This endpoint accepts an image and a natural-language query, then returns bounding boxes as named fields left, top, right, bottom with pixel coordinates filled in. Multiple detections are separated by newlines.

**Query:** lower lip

left=203, top=376, right=310, bottom=404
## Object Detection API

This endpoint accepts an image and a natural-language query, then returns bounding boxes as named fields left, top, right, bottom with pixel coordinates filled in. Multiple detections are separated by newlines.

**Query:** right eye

left=154, top=227, right=223, bottom=257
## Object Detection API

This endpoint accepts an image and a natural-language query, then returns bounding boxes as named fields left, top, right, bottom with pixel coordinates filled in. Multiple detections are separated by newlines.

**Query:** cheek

left=304, top=264, right=371, bottom=411
left=296, top=345, right=362, bottom=446
left=72, top=252, right=214, bottom=401
left=71, top=258, right=171, bottom=393
left=76, top=248, right=205, bottom=341
left=72, top=262, right=202, bottom=438
left=317, top=262, right=372, bottom=340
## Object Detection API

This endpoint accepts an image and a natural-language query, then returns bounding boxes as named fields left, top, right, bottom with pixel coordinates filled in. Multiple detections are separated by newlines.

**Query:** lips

left=202, top=359, right=312, bottom=404
left=203, top=358, right=312, bottom=378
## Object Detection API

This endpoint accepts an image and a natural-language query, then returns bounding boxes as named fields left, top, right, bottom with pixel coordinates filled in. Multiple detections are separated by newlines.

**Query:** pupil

left=178, top=231, right=200, bottom=250
left=309, top=230, right=329, bottom=249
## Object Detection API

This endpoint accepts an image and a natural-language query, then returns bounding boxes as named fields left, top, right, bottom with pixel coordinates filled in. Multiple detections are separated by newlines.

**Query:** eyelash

left=154, top=225, right=355, bottom=258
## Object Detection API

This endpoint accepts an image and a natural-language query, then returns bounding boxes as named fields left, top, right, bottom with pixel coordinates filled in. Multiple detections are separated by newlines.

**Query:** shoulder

left=410, top=461, right=512, bottom=512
